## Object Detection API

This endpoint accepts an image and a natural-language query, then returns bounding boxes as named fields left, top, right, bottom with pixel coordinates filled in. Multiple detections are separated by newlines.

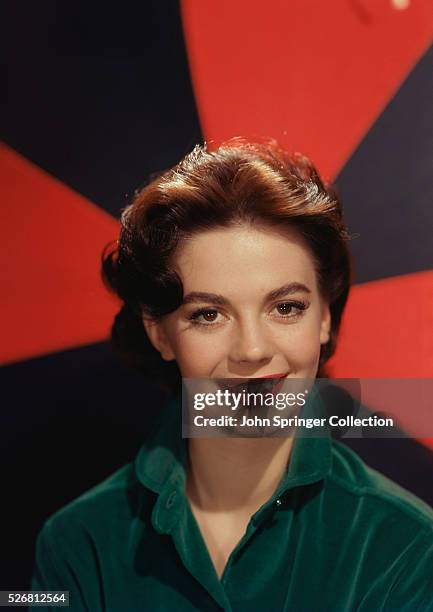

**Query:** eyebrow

left=182, top=282, right=312, bottom=306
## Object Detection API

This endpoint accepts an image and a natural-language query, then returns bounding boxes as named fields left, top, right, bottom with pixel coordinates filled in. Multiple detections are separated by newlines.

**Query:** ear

left=142, top=317, right=176, bottom=361
left=319, top=302, right=331, bottom=345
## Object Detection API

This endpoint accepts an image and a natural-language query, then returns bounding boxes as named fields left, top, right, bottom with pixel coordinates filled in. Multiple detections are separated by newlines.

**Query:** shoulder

left=329, top=439, right=433, bottom=526
left=32, top=461, right=153, bottom=605
left=39, top=460, right=152, bottom=544
left=324, top=441, right=433, bottom=607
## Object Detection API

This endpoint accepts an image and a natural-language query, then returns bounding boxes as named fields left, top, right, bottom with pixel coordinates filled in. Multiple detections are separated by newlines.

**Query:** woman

left=32, top=140, right=433, bottom=611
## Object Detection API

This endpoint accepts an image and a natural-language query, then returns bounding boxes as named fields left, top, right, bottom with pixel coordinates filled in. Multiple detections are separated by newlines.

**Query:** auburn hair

left=102, top=139, right=352, bottom=392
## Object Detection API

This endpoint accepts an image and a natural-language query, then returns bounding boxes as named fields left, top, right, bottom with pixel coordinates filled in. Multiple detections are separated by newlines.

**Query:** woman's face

left=144, top=224, right=331, bottom=380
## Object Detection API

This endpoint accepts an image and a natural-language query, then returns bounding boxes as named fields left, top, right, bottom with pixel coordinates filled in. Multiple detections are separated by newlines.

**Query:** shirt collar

left=276, top=391, right=332, bottom=493
left=135, top=390, right=332, bottom=505
left=135, top=395, right=187, bottom=496
left=135, top=391, right=332, bottom=605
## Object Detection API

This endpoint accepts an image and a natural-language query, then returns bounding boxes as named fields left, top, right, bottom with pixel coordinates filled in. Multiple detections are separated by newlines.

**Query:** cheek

left=276, top=319, right=322, bottom=368
left=169, top=331, right=227, bottom=377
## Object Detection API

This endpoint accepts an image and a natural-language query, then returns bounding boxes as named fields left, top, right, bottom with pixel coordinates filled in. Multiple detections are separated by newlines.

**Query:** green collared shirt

left=32, top=396, right=433, bottom=611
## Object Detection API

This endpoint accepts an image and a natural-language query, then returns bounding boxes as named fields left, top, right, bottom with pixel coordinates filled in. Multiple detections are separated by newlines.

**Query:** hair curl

left=102, top=139, right=352, bottom=393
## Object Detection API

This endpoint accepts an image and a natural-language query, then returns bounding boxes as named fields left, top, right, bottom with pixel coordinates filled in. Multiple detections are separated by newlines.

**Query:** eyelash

left=187, top=301, right=309, bottom=328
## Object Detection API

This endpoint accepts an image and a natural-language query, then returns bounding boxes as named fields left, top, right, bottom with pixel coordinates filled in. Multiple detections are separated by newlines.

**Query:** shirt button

left=275, top=498, right=282, bottom=507
left=166, top=491, right=177, bottom=509
left=173, top=473, right=184, bottom=485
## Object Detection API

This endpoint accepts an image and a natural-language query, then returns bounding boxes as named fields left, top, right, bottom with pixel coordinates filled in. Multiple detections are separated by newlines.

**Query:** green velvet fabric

left=32, top=396, right=433, bottom=611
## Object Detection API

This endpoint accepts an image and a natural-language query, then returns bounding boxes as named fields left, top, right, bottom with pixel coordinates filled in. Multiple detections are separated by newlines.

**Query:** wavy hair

left=102, top=139, right=352, bottom=392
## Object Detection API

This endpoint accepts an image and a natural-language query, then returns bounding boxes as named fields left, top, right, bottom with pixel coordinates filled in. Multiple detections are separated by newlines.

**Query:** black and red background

left=1, top=0, right=432, bottom=588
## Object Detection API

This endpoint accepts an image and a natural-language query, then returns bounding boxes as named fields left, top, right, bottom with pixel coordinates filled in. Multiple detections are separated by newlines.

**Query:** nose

left=228, top=317, right=273, bottom=365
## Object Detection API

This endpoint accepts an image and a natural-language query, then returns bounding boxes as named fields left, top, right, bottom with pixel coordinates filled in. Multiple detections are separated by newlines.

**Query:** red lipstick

left=261, top=372, right=289, bottom=379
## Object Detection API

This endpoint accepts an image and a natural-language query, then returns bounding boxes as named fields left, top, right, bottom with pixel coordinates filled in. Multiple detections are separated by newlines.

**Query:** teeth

left=247, top=378, right=276, bottom=394
left=217, top=377, right=284, bottom=397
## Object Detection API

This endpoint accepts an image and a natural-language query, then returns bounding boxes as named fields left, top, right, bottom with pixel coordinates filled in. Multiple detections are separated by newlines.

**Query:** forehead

left=172, top=225, right=320, bottom=298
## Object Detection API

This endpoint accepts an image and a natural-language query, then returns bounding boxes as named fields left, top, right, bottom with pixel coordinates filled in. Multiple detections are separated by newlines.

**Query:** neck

left=186, top=436, right=294, bottom=514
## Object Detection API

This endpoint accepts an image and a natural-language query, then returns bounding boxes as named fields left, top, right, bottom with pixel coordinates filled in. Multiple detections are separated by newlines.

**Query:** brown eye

left=201, top=310, right=218, bottom=322
left=271, top=301, right=308, bottom=319
left=188, top=308, right=225, bottom=327
left=276, top=303, right=294, bottom=315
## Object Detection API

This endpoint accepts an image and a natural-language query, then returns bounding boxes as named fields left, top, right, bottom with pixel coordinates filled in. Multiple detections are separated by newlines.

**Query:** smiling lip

left=261, top=372, right=289, bottom=379
left=216, top=373, right=288, bottom=389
